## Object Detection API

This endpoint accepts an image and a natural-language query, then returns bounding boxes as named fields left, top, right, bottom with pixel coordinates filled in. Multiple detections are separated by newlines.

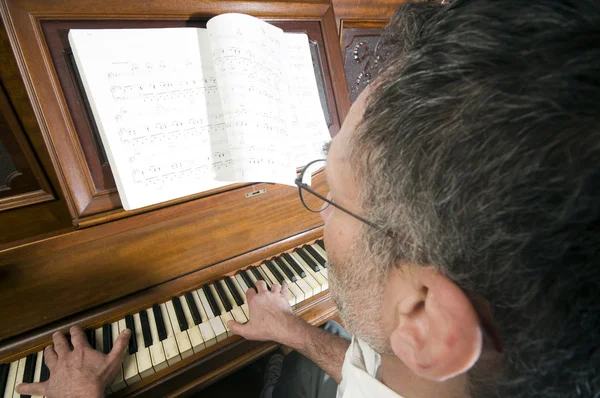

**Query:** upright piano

left=0, top=0, right=400, bottom=395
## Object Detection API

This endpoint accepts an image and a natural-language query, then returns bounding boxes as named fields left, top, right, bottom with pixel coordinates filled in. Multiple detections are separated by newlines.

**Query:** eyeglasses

left=294, top=159, right=400, bottom=239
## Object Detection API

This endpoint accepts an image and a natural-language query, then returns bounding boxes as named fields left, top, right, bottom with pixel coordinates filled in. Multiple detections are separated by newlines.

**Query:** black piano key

left=266, top=261, right=286, bottom=285
left=316, top=239, right=325, bottom=250
left=0, top=363, right=9, bottom=397
left=23, top=353, right=36, bottom=385
left=283, top=253, right=307, bottom=278
left=274, top=257, right=297, bottom=282
left=152, top=304, right=168, bottom=341
left=250, top=267, right=271, bottom=291
left=125, top=314, right=138, bottom=355
left=40, top=354, right=50, bottom=382
left=239, top=271, right=257, bottom=293
left=184, top=292, right=203, bottom=325
left=139, top=310, right=153, bottom=348
left=202, top=285, right=222, bottom=316
left=102, top=323, right=112, bottom=354
left=214, top=281, right=233, bottom=312
left=305, top=245, right=327, bottom=268
left=86, top=329, right=96, bottom=350
left=225, top=276, right=244, bottom=306
left=295, top=247, right=320, bottom=272
left=171, top=297, right=189, bottom=331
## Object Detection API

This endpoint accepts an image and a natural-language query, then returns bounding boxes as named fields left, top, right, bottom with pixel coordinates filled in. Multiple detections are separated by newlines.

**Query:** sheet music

left=282, top=33, right=332, bottom=166
left=207, top=14, right=296, bottom=185
left=69, top=28, right=233, bottom=210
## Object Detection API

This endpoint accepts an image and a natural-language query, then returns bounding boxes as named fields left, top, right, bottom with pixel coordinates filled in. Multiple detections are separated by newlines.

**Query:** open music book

left=68, top=13, right=330, bottom=210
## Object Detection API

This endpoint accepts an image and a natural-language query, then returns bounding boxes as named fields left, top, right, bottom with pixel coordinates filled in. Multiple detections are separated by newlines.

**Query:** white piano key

left=158, top=303, right=181, bottom=366
left=132, top=313, right=155, bottom=379
left=311, top=243, right=328, bottom=261
left=118, top=319, right=141, bottom=386
left=196, top=289, right=227, bottom=342
left=3, top=361, right=18, bottom=398
left=220, top=311, right=235, bottom=337
left=259, top=263, right=298, bottom=305
left=270, top=261, right=304, bottom=304
left=286, top=255, right=322, bottom=294
left=31, top=351, right=43, bottom=398
left=209, top=284, right=235, bottom=338
left=145, top=309, right=168, bottom=373
left=281, top=258, right=314, bottom=299
left=191, top=291, right=216, bottom=347
left=12, top=358, right=25, bottom=398
left=230, top=276, right=250, bottom=319
left=165, top=301, right=193, bottom=359
left=94, top=326, right=104, bottom=353
left=178, top=296, right=205, bottom=353
left=321, top=267, right=328, bottom=279
left=219, top=280, right=247, bottom=324
left=291, top=252, right=328, bottom=291
left=109, top=322, right=127, bottom=391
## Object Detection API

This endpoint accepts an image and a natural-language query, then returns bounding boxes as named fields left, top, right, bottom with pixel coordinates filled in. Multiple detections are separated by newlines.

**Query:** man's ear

left=389, top=266, right=482, bottom=381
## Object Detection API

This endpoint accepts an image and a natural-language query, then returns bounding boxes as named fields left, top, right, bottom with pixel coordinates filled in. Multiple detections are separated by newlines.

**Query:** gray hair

left=351, top=1, right=600, bottom=397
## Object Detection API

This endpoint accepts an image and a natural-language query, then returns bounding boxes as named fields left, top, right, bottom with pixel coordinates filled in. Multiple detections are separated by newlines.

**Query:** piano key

left=316, top=239, right=325, bottom=250
left=86, top=329, right=96, bottom=350
left=295, top=247, right=320, bottom=272
left=109, top=322, right=127, bottom=392
left=94, top=326, right=104, bottom=354
left=291, top=251, right=328, bottom=291
left=118, top=318, right=141, bottom=385
left=284, top=254, right=321, bottom=294
left=230, top=276, right=250, bottom=319
left=3, top=361, right=17, bottom=398
left=139, top=310, right=153, bottom=348
left=145, top=307, right=168, bottom=373
left=214, top=281, right=233, bottom=311
left=311, top=242, right=328, bottom=263
left=39, top=353, right=49, bottom=383
left=0, top=364, right=10, bottom=398
left=258, top=264, right=296, bottom=306
left=190, top=291, right=216, bottom=347
left=282, top=252, right=306, bottom=278
left=196, top=289, right=226, bottom=343
left=281, top=258, right=314, bottom=299
left=31, top=351, right=43, bottom=398
left=234, top=274, right=250, bottom=297
left=132, top=313, right=155, bottom=379
left=171, top=297, right=189, bottom=332
left=224, top=276, right=244, bottom=306
left=305, top=245, right=327, bottom=268
left=256, top=264, right=276, bottom=287
left=12, top=357, right=25, bottom=398
left=270, top=260, right=303, bottom=304
left=165, top=301, right=193, bottom=359
left=202, top=285, right=221, bottom=317
left=152, top=304, right=167, bottom=341
left=178, top=296, right=205, bottom=353
left=184, top=292, right=203, bottom=325
left=157, top=303, right=181, bottom=366
left=250, top=267, right=271, bottom=291
left=102, top=323, right=113, bottom=354
left=125, top=314, right=138, bottom=355
left=209, top=284, right=234, bottom=338
left=220, top=311, right=235, bottom=337
left=239, top=270, right=257, bottom=292
left=22, top=353, right=36, bottom=387
left=274, top=257, right=297, bottom=282
left=266, top=260, right=286, bottom=285
left=219, top=280, right=247, bottom=324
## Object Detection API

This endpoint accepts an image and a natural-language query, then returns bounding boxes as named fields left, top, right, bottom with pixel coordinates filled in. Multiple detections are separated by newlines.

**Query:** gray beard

left=327, top=240, right=394, bottom=355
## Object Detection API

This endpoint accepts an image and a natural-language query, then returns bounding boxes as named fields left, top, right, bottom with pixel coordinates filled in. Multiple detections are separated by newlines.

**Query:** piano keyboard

left=1, top=241, right=328, bottom=398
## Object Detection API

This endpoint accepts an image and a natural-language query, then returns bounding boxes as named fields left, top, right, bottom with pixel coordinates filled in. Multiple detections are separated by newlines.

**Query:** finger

left=227, top=320, right=248, bottom=338
left=281, top=283, right=289, bottom=297
left=52, top=331, right=71, bottom=357
left=246, top=287, right=257, bottom=301
left=16, top=381, right=48, bottom=396
left=107, top=329, right=132, bottom=364
left=270, top=284, right=281, bottom=294
left=256, top=280, right=268, bottom=292
left=70, top=326, right=90, bottom=349
left=44, top=345, right=58, bottom=369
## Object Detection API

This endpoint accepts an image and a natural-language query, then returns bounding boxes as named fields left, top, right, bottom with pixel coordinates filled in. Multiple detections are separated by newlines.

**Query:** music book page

left=69, top=14, right=330, bottom=210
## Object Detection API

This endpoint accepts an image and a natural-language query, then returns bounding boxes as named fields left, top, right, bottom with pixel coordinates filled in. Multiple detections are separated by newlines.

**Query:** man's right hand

left=227, top=280, right=307, bottom=346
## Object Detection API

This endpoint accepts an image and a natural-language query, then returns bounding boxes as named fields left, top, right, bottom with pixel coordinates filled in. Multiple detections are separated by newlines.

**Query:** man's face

left=323, top=89, right=393, bottom=354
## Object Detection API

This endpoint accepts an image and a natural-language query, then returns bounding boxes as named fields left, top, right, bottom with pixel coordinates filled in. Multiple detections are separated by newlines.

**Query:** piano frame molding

left=0, top=0, right=351, bottom=225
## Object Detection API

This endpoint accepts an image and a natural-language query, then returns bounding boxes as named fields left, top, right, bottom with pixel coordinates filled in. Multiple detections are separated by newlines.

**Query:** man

left=16, top=0, right=600, bottom=397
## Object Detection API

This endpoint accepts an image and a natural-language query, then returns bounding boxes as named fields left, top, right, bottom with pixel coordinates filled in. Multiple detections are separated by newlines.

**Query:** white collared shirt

left=337, top=337, right=403, bottom=398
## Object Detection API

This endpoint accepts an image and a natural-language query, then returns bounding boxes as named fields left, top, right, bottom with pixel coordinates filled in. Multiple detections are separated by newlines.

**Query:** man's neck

left=379, top=353, right=469, bottom=398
